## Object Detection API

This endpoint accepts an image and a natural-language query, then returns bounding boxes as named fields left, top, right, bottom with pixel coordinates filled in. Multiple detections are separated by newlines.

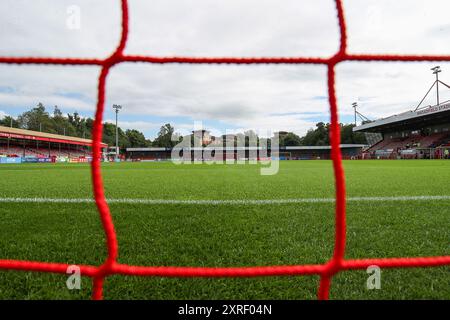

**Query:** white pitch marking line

left=0, top=195, right=449, bottom=205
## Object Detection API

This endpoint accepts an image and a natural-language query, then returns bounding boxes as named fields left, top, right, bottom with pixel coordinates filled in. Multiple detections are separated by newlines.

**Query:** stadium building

left=0, top=125, right=108, bottom=163
left=125, top=144, right=366, bottom=161
left=354, top=103, right=450, bottom=159
left=353, top=68, right=450, bottom=160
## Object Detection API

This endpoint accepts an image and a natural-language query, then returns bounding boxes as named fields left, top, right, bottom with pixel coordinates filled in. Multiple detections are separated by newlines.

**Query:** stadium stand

left=0, top=125, right=107, bottom=162
left=125, top=144, right=366, bottom=161
left=355, top=101, right=450, bottom=159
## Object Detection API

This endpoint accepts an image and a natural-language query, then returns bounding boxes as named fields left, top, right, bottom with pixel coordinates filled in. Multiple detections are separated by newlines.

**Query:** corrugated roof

left=0, top=125, right=107, bottom=147
left=353, top=102, right=450, bottom=133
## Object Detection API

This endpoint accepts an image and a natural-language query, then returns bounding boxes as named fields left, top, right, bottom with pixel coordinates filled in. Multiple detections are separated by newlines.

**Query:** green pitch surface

left=0, top=160, right=449, bottom=299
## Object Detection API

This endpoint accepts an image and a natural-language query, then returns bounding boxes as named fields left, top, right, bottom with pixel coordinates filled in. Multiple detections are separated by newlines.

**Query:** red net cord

left=0, top=0, right=449, bottom=300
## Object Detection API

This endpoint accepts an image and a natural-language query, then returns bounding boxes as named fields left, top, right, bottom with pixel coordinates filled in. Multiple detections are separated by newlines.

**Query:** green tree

left=300, top=122, right=366, bottom=146
left=126, top=129, right=151, bottom=148
left=52, top=106, right=71, bottom=136
left=153, top=123, right=176, bottom=148
left=302, top=122, right=329, bottom=146
left=17, top=103, right=56, bottom=133
left=340, top=123, right=367, bottom=144
left=0, top=115, right=19, bottom=128
left=280, top=132, right=302, bottom=147
left=102, top=122, right=131, bottom=150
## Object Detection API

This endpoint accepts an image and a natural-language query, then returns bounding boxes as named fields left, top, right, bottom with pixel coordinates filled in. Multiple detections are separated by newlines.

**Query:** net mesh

left=0, top=0, right=449, bottom=300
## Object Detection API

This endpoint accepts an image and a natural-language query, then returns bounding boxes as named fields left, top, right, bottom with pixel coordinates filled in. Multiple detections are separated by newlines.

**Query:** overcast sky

left=1, top=0, right=450, bottom=139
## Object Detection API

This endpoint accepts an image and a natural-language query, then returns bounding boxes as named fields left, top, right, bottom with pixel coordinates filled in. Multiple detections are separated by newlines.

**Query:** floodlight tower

left=431, top=66, right=441, bottom=106
left=352, top=102, right=358, bottom=126
left=112, top=104, right=122, bottom=161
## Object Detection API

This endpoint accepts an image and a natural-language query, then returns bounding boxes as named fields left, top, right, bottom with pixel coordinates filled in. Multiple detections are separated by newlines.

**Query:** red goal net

left=0, top=0, right=449, bottom=300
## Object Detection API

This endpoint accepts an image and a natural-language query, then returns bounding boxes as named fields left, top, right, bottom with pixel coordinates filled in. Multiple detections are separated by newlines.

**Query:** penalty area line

left=0, top=195, right=449, bottom=205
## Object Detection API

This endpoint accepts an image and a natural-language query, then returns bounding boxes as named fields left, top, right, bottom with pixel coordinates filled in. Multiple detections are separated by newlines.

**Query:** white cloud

left=0, top=64, right=99, bottom=115
left=105, top=63, right=329, bottom=121
left=125, top=0, right=339, bottom=57
left=344, top=0, right=450, bottom=55
left=0, top=0, right=120, bottom=58
left=104, top=119, right=162, bottom=132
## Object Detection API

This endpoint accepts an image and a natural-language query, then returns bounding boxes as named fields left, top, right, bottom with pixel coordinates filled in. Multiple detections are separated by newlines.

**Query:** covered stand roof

left=0, top=125, right=108, bottom=147
left=353, top=102, right=450, bottom=133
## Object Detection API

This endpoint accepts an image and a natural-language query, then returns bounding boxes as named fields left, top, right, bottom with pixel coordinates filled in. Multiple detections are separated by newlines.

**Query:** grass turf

left=0, top=160, right=449, bottom=299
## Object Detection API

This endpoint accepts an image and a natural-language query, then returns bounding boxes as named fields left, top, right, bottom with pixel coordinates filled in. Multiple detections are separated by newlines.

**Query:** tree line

left=0, top=103, right=152, bottom=148
left=279, top=122, right=367, bottom=146
left=0, top=103, right=366, bottom=149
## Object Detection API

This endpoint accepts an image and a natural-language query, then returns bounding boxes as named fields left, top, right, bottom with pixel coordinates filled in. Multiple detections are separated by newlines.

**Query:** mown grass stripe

left=0, top=195, right=450, bottom=205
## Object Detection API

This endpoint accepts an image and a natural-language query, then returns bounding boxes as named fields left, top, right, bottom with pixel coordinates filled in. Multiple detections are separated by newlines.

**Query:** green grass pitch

left=0, top=160, right=449, bottom=299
